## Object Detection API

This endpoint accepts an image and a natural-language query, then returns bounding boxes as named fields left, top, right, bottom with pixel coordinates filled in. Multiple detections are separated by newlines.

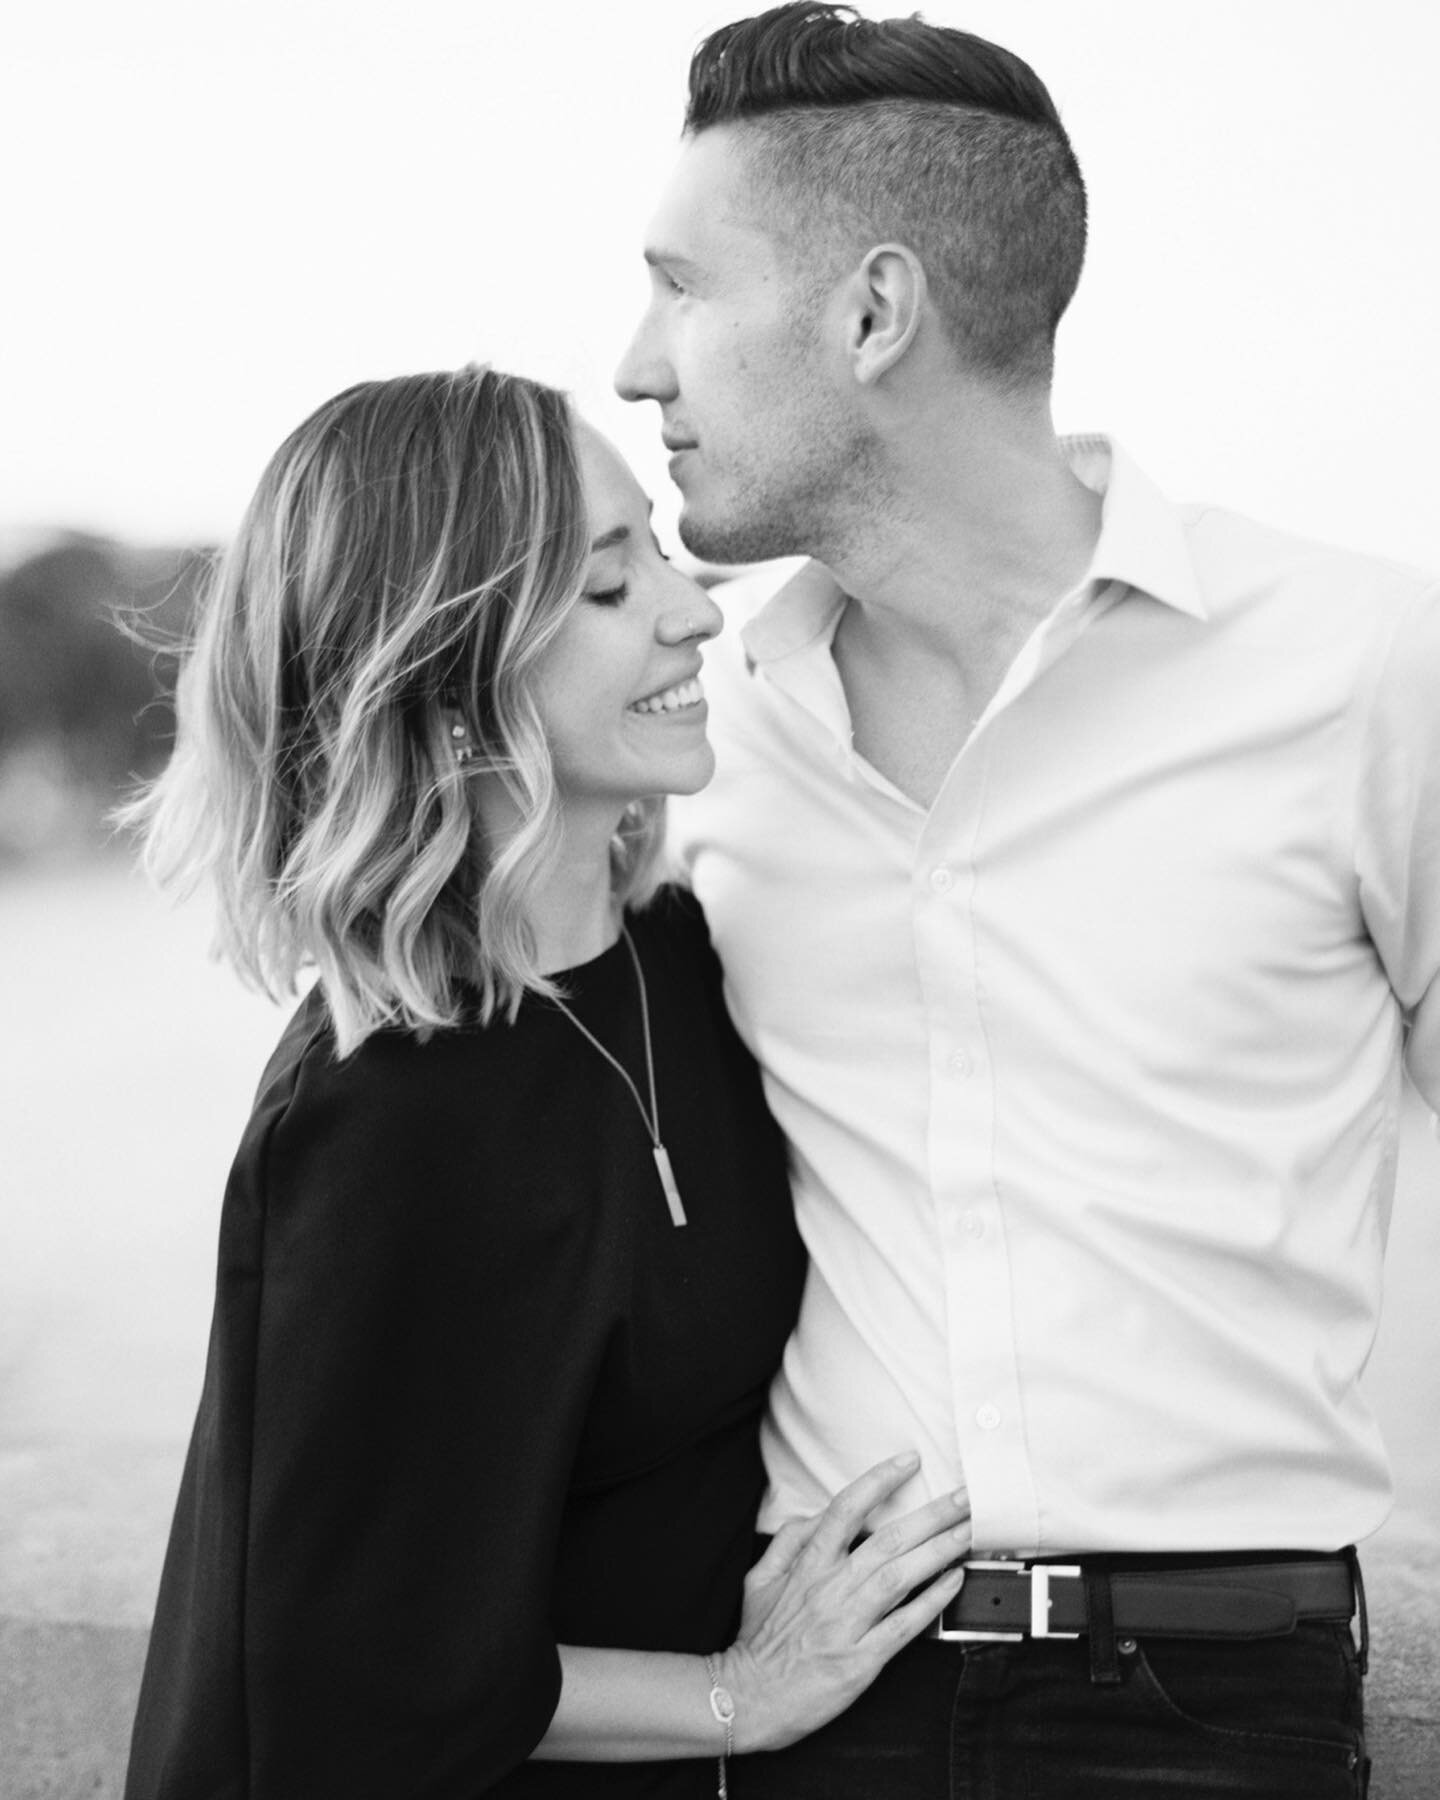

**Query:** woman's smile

left=628, top=675, right=706, bottom=716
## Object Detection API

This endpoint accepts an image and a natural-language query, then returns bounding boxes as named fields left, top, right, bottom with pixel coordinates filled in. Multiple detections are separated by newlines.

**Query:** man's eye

left=586, top=584, right=628, bottom=607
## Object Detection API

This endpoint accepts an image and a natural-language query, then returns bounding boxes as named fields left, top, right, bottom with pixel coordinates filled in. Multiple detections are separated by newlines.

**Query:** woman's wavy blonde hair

left=126, top=365, right=666, bottom=1054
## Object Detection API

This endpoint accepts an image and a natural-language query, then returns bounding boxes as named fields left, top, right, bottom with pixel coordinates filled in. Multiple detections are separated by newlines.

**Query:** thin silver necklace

left=547, top=926, right=687, bottom=1228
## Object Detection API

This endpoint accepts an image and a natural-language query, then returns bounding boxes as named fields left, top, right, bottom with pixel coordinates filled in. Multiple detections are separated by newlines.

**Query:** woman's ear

left=842, top=244, right=928, bottom=386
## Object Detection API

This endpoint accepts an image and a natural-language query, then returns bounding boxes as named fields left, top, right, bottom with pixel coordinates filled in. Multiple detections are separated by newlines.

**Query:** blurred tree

left=0, top=534, right=210, bottom=857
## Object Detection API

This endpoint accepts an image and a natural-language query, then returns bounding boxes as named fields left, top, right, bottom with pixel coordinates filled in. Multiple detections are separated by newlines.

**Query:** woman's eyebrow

left=590, top=504, right=655, bottom=555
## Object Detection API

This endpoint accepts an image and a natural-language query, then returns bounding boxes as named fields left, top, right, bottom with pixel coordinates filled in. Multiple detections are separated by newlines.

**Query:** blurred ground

left=1, top=859, right=1436, bottom=1796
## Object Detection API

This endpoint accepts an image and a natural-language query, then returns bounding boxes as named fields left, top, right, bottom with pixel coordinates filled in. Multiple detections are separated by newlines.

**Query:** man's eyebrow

left=643, top=247, right=702, bottom=277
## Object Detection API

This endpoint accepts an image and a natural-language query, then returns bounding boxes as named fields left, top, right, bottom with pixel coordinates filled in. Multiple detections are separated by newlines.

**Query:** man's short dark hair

left=686, top=3, right=1087, bottom=390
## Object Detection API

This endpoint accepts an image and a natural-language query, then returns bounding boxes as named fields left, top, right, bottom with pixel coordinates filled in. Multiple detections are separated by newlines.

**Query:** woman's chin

left=664, top=746, right=717, bottom=797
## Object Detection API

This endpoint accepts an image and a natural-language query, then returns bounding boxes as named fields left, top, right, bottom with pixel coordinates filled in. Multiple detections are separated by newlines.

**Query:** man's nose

left=614, top=315, right=675, bottom=405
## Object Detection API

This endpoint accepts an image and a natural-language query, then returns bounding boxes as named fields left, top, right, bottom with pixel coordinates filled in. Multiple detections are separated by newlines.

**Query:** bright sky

left=3, top=0, right=1437, bottom=568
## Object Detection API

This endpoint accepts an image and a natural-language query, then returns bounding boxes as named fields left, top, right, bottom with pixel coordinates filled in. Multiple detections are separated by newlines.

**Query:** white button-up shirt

left=671, top=437, right=1440, bottom=1555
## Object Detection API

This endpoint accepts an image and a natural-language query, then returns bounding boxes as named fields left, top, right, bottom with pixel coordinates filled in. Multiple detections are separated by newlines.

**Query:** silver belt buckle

left=933, top=1559, right=1084, bottom=1643
left=1029, top=1563, right=1082, bottom=1639
left=934, top=1559, right=1026, bottom=1642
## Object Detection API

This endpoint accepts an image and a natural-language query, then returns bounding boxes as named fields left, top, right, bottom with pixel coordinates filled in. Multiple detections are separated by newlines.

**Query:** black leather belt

left=931, top=1555, right=1356, bottom=1643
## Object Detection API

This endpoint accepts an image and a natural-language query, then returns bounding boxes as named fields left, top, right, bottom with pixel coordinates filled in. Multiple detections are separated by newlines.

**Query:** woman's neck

left=472, top=778, right=625, bottom=973
left=526, top=820, right=622, bottom=975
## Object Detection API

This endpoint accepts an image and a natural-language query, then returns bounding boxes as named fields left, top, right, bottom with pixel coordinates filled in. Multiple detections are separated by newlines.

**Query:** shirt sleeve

left=1354, top=581, right=1440, bottom=1114
left=242, top=1026, right=602, bottom=1795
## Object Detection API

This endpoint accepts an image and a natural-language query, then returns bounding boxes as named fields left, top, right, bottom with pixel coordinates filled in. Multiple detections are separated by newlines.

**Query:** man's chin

left=677, top=504, right=799, bottom=570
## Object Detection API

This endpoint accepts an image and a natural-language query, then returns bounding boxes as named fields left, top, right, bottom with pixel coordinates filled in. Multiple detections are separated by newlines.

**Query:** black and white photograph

left=2, top=2, right=1437, bottom=1795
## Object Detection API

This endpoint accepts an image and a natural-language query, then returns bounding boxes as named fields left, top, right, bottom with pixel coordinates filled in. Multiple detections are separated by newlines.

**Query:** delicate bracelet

left=703, top=1652, right=736, bottom=1800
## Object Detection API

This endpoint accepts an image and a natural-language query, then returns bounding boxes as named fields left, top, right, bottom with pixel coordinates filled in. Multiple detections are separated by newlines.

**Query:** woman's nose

left=657, top=578, right=723, bottom=645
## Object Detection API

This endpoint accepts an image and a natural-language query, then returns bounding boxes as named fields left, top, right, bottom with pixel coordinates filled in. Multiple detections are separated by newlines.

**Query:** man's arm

left=1354, top=580, right=1440, bottom=1113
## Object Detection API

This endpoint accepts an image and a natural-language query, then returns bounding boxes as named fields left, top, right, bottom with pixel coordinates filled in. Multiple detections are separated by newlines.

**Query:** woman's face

left=530, top=421, right=723, bottom=824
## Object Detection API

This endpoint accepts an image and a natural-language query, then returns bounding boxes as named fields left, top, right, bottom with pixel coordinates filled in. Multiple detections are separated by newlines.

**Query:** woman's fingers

left=852, top=1513, right=972, bottom=1620
left=800, top=1451, right=922, bottom=1564
left=865, top=1559, right=969, bottom=1654
left=744, top=1515, right=820, bottom=1589
left=846, top=1487, right=971, bottom=1581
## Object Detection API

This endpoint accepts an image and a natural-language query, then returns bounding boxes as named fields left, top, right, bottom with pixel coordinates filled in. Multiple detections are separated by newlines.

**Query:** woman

left=122, top=366, right=970, bottom=1798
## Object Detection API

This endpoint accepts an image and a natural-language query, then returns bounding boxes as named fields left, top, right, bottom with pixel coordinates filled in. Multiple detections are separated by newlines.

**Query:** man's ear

left=841, top=244, right=928, bottom=386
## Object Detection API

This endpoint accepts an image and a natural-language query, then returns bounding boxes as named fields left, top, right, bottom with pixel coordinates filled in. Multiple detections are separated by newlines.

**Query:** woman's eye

left=586, top=583, right=629, bottom=607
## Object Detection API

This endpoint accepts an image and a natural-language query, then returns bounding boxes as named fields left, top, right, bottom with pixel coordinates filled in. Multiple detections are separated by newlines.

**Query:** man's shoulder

left=1178, top=500, right=1437, bottom=630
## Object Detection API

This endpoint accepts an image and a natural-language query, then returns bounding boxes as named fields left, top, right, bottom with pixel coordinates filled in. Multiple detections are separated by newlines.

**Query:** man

left=615, top=4, right=1440, bottom=1795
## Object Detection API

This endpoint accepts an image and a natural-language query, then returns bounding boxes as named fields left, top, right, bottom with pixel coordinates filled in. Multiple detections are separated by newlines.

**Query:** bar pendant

left=653, top=1144, right=687, bottom=1227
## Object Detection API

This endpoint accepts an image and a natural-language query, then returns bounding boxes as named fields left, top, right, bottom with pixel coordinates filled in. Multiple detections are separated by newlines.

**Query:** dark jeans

left=733, top=1624, right=1368, bottom=1799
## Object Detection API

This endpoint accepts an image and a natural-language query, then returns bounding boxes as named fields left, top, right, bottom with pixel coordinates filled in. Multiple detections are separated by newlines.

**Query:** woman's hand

left=715, top=1453, right=971, bottom=1754
left=533, top=1458, right=968, bottom=1766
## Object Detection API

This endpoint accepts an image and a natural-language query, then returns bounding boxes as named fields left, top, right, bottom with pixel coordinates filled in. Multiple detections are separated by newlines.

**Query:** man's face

left=615, top=125, right=860, bottom=566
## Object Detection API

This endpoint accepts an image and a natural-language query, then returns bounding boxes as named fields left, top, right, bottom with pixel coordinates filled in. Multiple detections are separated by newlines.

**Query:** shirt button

left=929, top=866, right=954, bottom=893
left=949, top=1050, right=973, bottom=1078
left=976, top=1404, right=1002, bottom=1431
left=962, top=1210, right=984, bottom=1239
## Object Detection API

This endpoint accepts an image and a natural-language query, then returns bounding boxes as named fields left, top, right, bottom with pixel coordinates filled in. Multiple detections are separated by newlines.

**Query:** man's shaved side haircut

left=685, top=3, right=1087, bottom=390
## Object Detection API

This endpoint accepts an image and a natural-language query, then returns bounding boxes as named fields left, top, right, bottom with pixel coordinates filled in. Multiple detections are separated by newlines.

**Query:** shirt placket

left=915, top=741, right=1037, bottom=1548
left=913, top=582, right=1119, bottom=1550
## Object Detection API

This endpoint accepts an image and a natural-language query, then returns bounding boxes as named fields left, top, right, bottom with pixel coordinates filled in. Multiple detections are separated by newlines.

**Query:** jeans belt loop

left=1345, top=1546, right=1369, bottom=1677
left=1085, top=1564, right=1121, bottom=1685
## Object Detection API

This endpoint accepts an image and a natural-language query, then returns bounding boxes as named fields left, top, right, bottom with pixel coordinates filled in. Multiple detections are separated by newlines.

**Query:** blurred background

left=2, top=1, right=1437, bottom=1794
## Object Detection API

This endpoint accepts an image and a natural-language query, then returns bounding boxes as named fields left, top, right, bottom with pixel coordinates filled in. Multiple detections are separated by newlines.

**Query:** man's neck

left=827, top=414, right=1102, bottom=808
left=831, top=415, right=1101, bottom=675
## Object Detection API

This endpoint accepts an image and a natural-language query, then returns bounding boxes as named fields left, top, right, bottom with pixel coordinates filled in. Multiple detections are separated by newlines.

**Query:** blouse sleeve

left=132, top=1010, right=608, bottom=1799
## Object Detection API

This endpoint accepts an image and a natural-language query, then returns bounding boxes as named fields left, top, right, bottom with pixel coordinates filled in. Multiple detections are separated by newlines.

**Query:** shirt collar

left=1063, top=434, right=1208, bottom=621
left=741, top=434, right=1207, bottom=667
left=740, top=558, right=847, bottom=667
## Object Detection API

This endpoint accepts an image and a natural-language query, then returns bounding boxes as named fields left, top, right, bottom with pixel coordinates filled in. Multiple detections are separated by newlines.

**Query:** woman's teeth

left=629, top=677, right=703, bottom=715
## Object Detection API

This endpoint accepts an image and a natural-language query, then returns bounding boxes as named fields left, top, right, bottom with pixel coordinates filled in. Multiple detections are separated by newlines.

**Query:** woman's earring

left=450, top=720, right=478, bottom=766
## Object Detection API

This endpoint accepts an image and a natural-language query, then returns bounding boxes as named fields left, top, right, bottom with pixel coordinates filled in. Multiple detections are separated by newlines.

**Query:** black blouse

left=125, top=887, right=805, bottom=1799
